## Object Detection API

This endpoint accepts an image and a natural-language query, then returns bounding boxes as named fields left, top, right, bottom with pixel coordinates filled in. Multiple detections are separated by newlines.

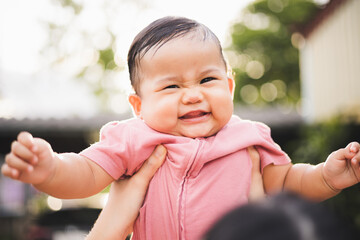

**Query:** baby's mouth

left=179, top=110, right=210, bottom=120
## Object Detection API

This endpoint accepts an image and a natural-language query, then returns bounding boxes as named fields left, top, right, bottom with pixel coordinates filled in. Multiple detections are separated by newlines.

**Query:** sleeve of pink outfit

left=251, top=120, right=291, bottom=172
left=79, top=119, right=157, bottom=180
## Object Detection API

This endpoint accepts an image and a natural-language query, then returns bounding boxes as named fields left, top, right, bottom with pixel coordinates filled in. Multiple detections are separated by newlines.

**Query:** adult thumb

left=134, top=145, right=167, bottom=183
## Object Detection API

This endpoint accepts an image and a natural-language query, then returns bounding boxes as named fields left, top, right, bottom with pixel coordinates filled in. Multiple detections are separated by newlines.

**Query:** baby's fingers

left=347, top=142, right=360, bottom=154
left=351, top=152, right=360, bottom=182
left=11, top=140, right=37, bottom=164
left=5, top=153, right=34, bottom=174
left=17, top=132, right=36, bottom=151
left=333, top=142, right=360, bottom=161
left=1, top=163, right=20, bottom=179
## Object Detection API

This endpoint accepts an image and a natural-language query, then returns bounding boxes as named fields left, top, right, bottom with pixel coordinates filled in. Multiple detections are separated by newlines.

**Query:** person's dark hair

left=127, top=16, right=226, bottom=94
left=204, top=192, right=357, bottom=240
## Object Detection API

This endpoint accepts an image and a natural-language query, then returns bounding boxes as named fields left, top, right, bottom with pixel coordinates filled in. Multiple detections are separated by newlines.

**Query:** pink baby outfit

left=80, top=115, right=290, bottom=240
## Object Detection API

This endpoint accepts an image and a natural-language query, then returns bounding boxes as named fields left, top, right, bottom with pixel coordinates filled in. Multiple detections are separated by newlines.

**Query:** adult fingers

left=133, top=145, right=167, bottom=185
left=248, top=147, right=261, bottom=172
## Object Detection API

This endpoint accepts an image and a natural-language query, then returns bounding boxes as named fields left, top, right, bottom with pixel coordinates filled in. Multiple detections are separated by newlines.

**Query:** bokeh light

left=240, top=84, right=259, bottom=104
left=47, top=196, right=63, bottom=211
left=246, top=60, right=265, bottom=79
left=260, top=82, right=277, bottom=102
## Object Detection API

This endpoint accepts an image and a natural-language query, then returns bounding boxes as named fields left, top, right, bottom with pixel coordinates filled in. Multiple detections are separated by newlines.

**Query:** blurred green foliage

left=42, top=0, right=130, bottom=112
left=228, top=0, right=321, bottom=106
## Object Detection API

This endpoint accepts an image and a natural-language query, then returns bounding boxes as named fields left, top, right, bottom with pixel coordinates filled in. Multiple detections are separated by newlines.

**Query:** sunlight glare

left=0, top=99, right=15, bottom=119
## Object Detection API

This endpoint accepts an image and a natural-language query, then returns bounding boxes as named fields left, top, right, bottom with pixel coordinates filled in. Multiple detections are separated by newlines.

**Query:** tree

left=41, top=0, right=151, bottom=113
left=228, top=0, right=321, bottom=108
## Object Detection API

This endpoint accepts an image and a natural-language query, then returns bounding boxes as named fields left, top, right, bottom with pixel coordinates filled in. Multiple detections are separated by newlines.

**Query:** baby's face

left=129, top=36, right=234, bottom=138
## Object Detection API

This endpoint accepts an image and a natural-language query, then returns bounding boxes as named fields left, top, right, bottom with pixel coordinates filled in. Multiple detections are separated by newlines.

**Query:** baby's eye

left=200, top=77, right=216, bottom=84
left=164, top=85, right=179, bottom=89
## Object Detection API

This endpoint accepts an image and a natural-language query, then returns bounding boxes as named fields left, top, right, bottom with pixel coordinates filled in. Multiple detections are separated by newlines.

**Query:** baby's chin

left=144, top=121, right=222, bottom=139
left=151, top=127, right=216, bottom=139
left=169, top=128, right=220, bottom=139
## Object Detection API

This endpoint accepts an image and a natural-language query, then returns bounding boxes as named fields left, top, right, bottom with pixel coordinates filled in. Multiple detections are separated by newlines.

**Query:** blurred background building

left=300, top=0, right=360, bottom=122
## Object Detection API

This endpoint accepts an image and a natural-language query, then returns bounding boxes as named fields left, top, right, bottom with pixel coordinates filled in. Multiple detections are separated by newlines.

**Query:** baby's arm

left=263, top=142, right=360, bottom=201
left=1, top=132, right=113, bottom=199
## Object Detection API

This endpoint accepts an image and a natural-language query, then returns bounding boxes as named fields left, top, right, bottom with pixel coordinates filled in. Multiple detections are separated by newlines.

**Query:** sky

left=0, top=0, right=254, bottom=119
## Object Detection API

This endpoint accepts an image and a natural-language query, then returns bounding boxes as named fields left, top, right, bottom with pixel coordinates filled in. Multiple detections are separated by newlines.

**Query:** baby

left=2, top=16, right=360, bottom=240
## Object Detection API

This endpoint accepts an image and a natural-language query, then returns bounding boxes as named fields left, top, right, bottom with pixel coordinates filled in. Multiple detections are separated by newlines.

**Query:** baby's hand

left=1, top=132, right=56, bottom=185
left=323, top=142, right=360, bottom=191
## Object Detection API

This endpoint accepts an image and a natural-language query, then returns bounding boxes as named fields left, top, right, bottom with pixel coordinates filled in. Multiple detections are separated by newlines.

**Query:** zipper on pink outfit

left=178, top=139, right=203, bottom=240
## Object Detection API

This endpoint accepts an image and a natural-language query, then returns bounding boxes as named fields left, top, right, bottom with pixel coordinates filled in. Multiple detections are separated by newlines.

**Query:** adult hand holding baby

left=86, top=145, right=167, bottom=240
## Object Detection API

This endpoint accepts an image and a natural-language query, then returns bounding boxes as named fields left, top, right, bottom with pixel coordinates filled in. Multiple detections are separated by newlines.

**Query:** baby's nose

left=182, top=88, right=203, bottom=104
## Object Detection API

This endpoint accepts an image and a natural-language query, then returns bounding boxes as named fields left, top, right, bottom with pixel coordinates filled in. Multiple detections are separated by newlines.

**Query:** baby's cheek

left=213, top=96, right=233, bottom=119
left=147, top=105, right=178, bottom=133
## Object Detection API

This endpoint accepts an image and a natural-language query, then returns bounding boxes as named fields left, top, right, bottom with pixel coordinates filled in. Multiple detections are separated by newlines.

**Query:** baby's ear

left=128, top=94, right=142, bottom=117
left=227, top=77, right=235, bottom=98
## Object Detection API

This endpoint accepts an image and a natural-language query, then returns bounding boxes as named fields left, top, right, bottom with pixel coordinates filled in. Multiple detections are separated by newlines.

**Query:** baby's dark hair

left=127, top=16, right=226, bottom=94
